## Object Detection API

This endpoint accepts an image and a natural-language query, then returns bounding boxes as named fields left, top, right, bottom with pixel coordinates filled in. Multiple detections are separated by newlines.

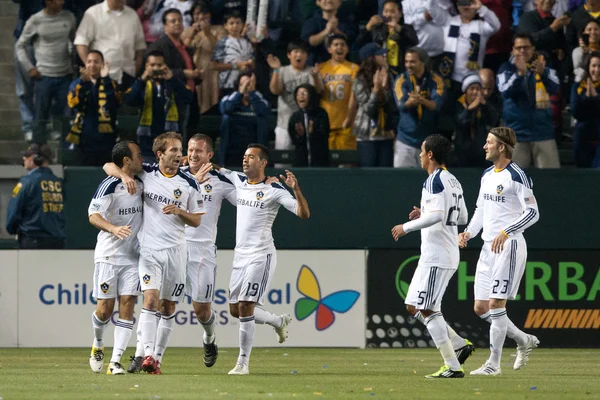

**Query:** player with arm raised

left=88, top=141, right=144, bottom=375
left=198, top=143, right=310, bottom=375
left=459, top=127, right=540, bottom=376
left=391, top=134, right=472, bottom=378
left=103, top=132, right=206, bottom=375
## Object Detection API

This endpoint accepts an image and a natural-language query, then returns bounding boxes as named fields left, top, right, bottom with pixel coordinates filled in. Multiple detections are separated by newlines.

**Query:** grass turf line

left=0, top=348, right=598, bottom=399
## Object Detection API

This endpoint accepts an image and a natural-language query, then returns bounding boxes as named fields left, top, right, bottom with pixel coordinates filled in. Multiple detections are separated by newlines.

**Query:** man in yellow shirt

left=318, top=34, right=359, bottom=150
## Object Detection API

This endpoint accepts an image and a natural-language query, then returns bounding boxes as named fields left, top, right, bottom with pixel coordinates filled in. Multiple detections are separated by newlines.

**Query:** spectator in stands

left=479, top=68, right=503, bottom=116
left=288, top=83, right=331, bottom=167
left=16, top=0, right=76, bottom=144
left=124, top=50, right=192, bottom=159
left=567, top=0, right=600, bottom=49
left=357, top=0, right=418, bottom=77
left=352, top=43, right=396, bottom=167
left=75, top=0, right=146, bottom=88
left=392, top=47, right=445, bottom=168
left=267, top=41, right=323, bottom=166
left=438, top=0, right=500, bottom=92
left=402, top=0, right=448, bottom=69
left=6, top=144, right=65, bottom=249
left=210, top=0, right=247, bottom=24
left=66, top=51, right=121, bottom=166
left=482, top=0, right=513, bottom=72
left=570, top=51, right=600, bottom=167
left=497, top=33, right=561, bottom=168
left=219, top=73, right=270, bottom=167
left=573, top=19, right=600, bottom=82
left=149, top=0, right=195, bottom=38
left=210, top=11, right=255, bottom=97
left=183, top=3, right=227, bottom=114
left=318, top=34, right=359, bottom=151
left=453, top=74, right=501, bottom=167
left=137, top=0, right=161, bottom=45
left=301, top=0, right=358, bottom=65
left=147, top=8, right=202, bottom=140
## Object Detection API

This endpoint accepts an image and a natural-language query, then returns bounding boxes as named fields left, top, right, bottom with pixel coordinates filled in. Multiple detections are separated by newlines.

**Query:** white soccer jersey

left=182, top=168, right=236, bottom=244
left=88, top=176, right=144, bottom=265
left=219, top=168, right=298, bottom=254
left=466, top=162, right=539, bottom=242
left=405, top=168, right=468, bottom=269
left=138, top=163, right=205, bottom=250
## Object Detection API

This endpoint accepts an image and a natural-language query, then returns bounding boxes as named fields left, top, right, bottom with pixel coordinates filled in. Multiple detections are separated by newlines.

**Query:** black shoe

left=127, top=356, right=142, bottom=373
left=203, top=341, right=218, bottom=367
left=455, top=340, right=475, bottom=365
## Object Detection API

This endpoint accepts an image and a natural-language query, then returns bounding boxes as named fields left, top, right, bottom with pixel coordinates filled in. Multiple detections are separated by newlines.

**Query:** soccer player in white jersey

left=459, top=127, right=540, bottom=376
left=391, top=134, right=471, bottom=378
left=88, top=141, right=144, bottom=375
left=182, top=134, right=236, bottom=367
left=203, top=143, right=310, bottom=375
left=104, top=132, right=207, bottom=375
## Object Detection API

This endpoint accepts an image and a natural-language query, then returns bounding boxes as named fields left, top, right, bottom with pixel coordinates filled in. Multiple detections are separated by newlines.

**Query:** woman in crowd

left=572, top=19, right=600, bottom=83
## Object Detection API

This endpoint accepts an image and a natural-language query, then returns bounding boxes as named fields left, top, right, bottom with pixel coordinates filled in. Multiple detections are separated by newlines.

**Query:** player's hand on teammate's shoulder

left=194, top=163, right=213, bottom=184
left=409, top=206, right=420, bottom=220
left=458, top=232, right=470, bottom=248
left=265, top=176, right=279, bottom=185
left=391, top=224, right=406, bottom=241
left=279, top=170, right=299, bottom=190
left=110, top=225, right=132, bottom=240
left=122, top=175, right=137, bottom=195
left=491, top=231, right=508, bottom=254
left=162, top=204, right=182, bottom=216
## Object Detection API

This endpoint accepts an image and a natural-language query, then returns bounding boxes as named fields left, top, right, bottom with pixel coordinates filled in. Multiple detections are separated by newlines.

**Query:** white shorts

left=186, top=242, right=217, bottom=303
left=274, top=126, right=293, bottom=150
left=405, top=266, right=456, bottom=312
left=393, top=140, right=420, bottom=168
left=229, top=250, right=276, bottom=306
left=474, top=236, right=527, bottom=301
left=93, top=262, right=141, bottom=300
left=139, top=245, right=187, bottom=302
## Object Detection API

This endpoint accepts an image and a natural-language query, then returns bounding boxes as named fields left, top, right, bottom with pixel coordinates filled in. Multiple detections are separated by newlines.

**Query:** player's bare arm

left=409, top=206, right=421, bottom=220
left=162, top=204, right=202, bottom=227
left=103, top=162, right=137, bottom=195
left=192, top=163, right=213, bottom=184
left=391, top=224, right=406, bottom=241
left=89, top=213, right=132, bottom=240
left=458, top=231, right=470, bottom=248
left=490, top=231, right=508, bottom=254
left=280, top=170, right=310, bottom=219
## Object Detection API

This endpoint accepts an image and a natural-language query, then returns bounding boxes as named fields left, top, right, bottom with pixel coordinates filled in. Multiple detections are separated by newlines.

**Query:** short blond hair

left=153, top=131, right=183, bottom=156
left=490, top=127, right=516, bottom=158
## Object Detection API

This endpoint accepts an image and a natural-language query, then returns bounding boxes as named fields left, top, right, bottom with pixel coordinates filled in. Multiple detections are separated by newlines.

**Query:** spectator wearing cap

left=453, top=74, right=501, bottom=167
left=6, top=144, right=65, bottom=249
left=357, top=0, right=418, bottom=78
left=352, top=43, right=397, bottom=167
left=392, top=47, right=445, bottom=167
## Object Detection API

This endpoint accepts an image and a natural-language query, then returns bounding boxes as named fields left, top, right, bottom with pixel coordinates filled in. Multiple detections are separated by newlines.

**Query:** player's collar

left=248, top=178, right=267, bottom=185
left=159, top=169, right=177, bottom=178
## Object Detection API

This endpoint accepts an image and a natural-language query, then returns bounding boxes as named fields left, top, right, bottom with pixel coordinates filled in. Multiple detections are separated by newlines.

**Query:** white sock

left=253, top=307, right=282, bottom=328
left=425, top=312, right=461, bottom=370
left=140, top=308, right=158, bottom=358
left=480, top=311, right=527, bottom=346
left=92, top=311, right=110, bottom=348
left=237, top=315, right=255, bottom=366
left=134, top=318, right=144, bottom=357
left=446, top=325, right=467, bottom=350
left=199, top=309, right=216, bottom=344
left=155, top=313, right=176, bottom=364
left=414, top=311, right=426, bottom=324
left=111, top=319, right=133, bottom=363
left=489, top=308, right=508, bottom=368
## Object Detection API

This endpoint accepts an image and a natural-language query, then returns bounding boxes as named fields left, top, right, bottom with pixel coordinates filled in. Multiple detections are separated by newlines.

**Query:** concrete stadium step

left=0, top=1, right=17, bottom=17
left=0, top=140, right=59, bottom=165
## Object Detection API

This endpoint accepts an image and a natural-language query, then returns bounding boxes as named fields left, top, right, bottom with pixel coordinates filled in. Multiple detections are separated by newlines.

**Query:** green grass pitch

left=0, top=348, right=598, bottom=399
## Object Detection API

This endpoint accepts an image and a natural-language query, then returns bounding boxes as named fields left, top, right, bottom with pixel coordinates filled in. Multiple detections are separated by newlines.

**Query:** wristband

left=232, top=62, right=237, bottom=70
left=273, top=68, right=280, bottom=74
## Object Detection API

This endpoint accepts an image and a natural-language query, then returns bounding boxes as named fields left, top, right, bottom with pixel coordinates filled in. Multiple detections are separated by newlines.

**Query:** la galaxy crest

left=100, top=282, right=110, bottom=294
left=204, top=183, right=213, bottom=193
left=496, top=185, right=504, bottom=195
left=173, top=188, right=182, bottom=199
left=143, top=274, right=151, bottom=284
left=256, top=191, right=264, bottom=201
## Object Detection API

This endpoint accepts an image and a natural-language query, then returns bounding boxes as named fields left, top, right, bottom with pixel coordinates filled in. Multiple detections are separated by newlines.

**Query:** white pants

left=93, top=262, right=140, bottom=300
left=139, top=246, right=187, bottom=302
left=393, top=140, right=420, bottom=168
left=229, top=250, right=277, bottom=306
left=474, top=236, right=527, bottom=301
left=274, top=126, right=293, bottom=168
left=186, top=242, right=217, bottom=303
left=405, top=266, right=456, bottom=312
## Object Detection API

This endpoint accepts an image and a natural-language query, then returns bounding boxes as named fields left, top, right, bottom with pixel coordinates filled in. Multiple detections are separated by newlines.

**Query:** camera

left=457, top=0, right=472, bottom=6
left=151, top=70, right=164, bottom=77
left=582, top=33, right=590, bottom=46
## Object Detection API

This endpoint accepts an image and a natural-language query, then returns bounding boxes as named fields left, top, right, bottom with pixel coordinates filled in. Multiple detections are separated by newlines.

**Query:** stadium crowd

left=12, top=0, right=600, bottom=168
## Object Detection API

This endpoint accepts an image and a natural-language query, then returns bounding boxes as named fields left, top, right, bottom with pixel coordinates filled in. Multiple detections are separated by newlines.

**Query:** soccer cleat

left=514, top=334, right=540, bottom=370
left=275, top=314, right=292, bottom=344
left=148, top=361, right=162, bottom=375
left=127, top=356, right=142, bottom=373
left=228, top=363, right=250, bottom=375
left=89, top=347, right=104, bottom=373
left=455, top=339, right=475, bottom=365
left=141, top=355, right=157, bottom=373
left=203, top=341, right=219, bottom=367
left=470, top=362, right=501, bottom=376
left=107, top=362, right=126, bottom=375
left=425, top=364, right=465, bottom=378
